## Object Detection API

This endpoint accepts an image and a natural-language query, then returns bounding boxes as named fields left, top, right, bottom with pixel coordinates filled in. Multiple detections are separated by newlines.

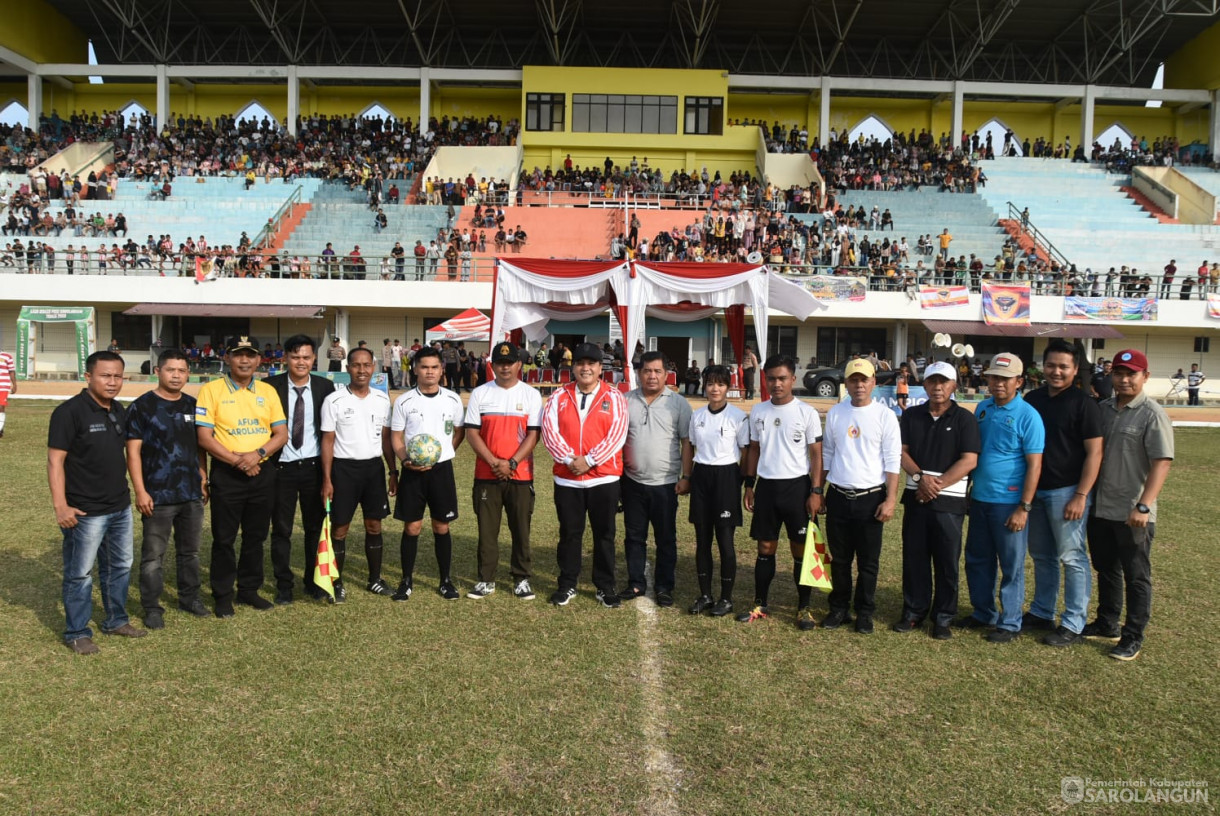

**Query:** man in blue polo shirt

left=956, top=352, right=1044, bottom=642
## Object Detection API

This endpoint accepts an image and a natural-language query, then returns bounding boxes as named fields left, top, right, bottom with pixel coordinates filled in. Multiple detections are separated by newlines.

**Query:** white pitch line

left=634, top=561, right=681, bottom=816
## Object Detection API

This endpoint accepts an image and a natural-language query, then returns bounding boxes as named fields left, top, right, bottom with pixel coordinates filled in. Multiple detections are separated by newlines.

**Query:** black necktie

left=292, top=386, right=306, bottom=450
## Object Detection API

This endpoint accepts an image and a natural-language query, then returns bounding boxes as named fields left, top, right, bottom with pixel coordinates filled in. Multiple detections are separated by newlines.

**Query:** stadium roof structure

left=39, top=0, right=1220, bottom=88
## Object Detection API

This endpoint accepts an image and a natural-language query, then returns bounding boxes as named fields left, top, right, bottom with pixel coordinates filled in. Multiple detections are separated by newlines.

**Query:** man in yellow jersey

left=196, top=336, right=288, bottom=618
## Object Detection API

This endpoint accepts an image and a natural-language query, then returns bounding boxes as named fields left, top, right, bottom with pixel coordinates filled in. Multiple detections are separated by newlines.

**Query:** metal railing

left=1006, top=201, right=1072, bottom=270
left=254, top=186, right=305, bottom=249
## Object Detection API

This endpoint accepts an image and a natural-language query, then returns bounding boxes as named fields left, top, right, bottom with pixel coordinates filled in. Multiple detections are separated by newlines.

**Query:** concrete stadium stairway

left=279, top=183, right=450, bottom=262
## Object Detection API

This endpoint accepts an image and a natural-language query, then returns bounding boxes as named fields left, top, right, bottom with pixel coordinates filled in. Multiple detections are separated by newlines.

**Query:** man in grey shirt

left=1085, top=349, right=1173, bottom=662
left=619, top=351, right=693, bottom=607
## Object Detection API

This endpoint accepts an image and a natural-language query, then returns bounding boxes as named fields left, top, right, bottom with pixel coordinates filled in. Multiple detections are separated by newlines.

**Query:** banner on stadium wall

left=1207, top=294, right=1220, bottom=319
left=14, top=306, right=96, bottom=379
left=1064, top=296, right=1158, bottom=322
left=803, top=275, right=867, bottom=303
left=842, top=385, right=928, bottom=417
left=919, top=286, right=970, bottom=309
left=981, top=283, right=1031, bottom=326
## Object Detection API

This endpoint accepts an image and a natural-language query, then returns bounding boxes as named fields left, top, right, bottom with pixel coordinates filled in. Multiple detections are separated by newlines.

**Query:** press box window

left=684, top=96, right=723, bottom=135
left=526, top=93, right=565, bottom=131
left=571, top=94, right=678, bottom=134
left=1195, top=336, right=1210, bottom=353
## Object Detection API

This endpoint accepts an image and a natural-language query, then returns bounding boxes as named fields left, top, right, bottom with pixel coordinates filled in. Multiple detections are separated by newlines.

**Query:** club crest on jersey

left=774, top=418, right=781, bottom=427
left=444, top=419, right=454, bottom=435
left=256, top=396, right=265, bottom=406
left=601, top=400, right=610, bottom=412
left=848, top=424, right=860, bottom=439
left=977, top=409, right=986, bottom=420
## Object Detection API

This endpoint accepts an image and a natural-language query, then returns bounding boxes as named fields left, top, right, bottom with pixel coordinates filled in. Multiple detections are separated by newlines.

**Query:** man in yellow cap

left=820, top=358, right=901, bottom=634
left=196, top=336, right=288, bottom=617
left=463, top=341, right=544, bottom=600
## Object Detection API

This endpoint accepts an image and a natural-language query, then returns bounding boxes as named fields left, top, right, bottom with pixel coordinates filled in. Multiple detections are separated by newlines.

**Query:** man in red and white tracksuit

left=541, top=343, right=629, bottom=607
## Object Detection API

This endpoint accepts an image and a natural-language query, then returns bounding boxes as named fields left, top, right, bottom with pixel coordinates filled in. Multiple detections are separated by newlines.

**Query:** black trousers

left=270, top=457, right=325, bottom=596
left=209, top=461, right=276, bottom=601
left=900, top=500, right=964, bottom=626
left=1087, top=518, right=1154, bottom=640
left=554, top=481, right=619, bottom=593
left=825, top=485, right=886, bottom=617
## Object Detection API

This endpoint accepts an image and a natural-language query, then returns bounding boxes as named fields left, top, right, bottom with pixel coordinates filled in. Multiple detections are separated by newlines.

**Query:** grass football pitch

left=0, top=401, right=1216, bottom=815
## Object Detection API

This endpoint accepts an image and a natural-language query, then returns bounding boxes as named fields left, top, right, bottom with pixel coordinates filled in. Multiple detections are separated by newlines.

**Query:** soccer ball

left=406, top=433, right=443, bottom=466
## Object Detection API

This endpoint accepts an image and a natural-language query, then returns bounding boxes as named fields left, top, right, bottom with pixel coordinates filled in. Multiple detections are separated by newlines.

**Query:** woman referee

left=685, top=365, right=750, bottom=616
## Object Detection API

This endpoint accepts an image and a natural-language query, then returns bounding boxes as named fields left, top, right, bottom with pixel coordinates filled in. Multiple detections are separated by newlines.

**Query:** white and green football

left=406, top=433, right=443, bottom=466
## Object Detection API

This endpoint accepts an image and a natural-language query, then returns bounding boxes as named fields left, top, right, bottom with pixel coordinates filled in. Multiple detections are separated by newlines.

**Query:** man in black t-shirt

left=1089, top=359, right=1113, bottom=401
left=895, top=362, right=980, bottom=639
left=48, top=351, right=147, bottom=654
left=126, top=349, right=210, bottom=628
left=1023, top=341, right=1103, bottom=646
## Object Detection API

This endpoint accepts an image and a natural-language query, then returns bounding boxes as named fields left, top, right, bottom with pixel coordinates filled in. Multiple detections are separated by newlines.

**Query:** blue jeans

left=964, top=500, right=1027, bottom=632
left=1027, top=486, right=1092, bottom=633
left=62, top=507, right=134, bottom=642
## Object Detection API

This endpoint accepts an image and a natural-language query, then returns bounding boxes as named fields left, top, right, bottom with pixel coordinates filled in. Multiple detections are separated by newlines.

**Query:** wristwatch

left=508, top=458, right=519, bottom=471
left=256, top=447, right=268, bottom=459
left=810, top=485, right=823, bottom=495
left=911, top=471, right=923, bottom=483
left=1020, top=501, right=1033, bottom=512
left=1135, top=503, right=1151, bottom=514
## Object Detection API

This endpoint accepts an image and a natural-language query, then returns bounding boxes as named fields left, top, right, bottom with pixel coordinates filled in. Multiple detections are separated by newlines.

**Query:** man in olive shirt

left=196, top=337, right=288, bottom=617
left=48, top=350, right=147, bottom=654
left=1086, top=349, right=1173, bottom=661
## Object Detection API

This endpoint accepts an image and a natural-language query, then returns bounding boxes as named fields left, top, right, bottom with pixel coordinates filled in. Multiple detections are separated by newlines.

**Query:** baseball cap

left=1111, top=349, right=1148, bottom=372
left=491, top=341, right=518, bottom=363
left=226, top=336, right=261, bottom=355
left=923, top=361, right=957, bottom=381
left=571, top=342, right=603, bottom=363
left=844, top=358, right=875, bottom=379
left=984, top=352, right=1024, bottom=377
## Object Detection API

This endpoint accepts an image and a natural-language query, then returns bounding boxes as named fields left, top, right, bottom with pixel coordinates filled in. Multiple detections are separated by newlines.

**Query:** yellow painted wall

left=0, top=0, right=89, bottom=65
left=727, top=91, right=815, bottom=128
left=1165, top=20, right=1220, bottom=90
left=521, top=66, right=758, bottom=177
left=431, top=86, right=518, bottom=124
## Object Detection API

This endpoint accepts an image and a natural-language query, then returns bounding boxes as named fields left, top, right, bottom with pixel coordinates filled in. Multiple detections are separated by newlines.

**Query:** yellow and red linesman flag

left=314, top=500, right=339, bottom=599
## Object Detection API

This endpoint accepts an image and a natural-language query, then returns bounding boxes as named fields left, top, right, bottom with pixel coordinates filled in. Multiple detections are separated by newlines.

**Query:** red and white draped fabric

left=491, top=258, right=823, bottom=391
left=426, top=308, right=491, bottom=342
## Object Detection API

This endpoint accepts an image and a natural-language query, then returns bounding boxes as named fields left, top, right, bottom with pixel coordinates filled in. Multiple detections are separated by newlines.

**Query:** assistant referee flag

left=314, top=500, right=339, bottom=599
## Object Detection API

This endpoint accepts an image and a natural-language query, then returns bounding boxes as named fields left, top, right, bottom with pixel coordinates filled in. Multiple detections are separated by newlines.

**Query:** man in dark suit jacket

left=266, top=335, right=336, bottom=603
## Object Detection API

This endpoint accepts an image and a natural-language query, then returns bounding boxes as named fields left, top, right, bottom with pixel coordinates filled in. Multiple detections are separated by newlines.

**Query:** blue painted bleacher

left=280, top=184, right=451, bottom=262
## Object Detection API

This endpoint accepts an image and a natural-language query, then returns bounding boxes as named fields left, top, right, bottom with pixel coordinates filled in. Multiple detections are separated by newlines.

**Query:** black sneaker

left=550, top=587, right=577, bottom=606
left=986, top=628, right=1019, bottom=643
left=619, top=586, right=644, bottom=602
left=655, top=590, right=674, bottom=608
left=391, top=581, right=413, bottom=602
left=1082, top=619, right=1121, bottom=640
left=688, top=595, right=715, bottom=615
left=709, top=599, right=734, bottom=617
left=178, top=599, right=210, bottom=617
left=330, top=580, right=347, bottom=605
left=1043, top=625, right=1084, bottom=647
left=596, top=590, right=621, bottom=608
left=143, top=609, right=165, bottom=630
left=1021, top=611, right=1056, bottom=632
left=367, top=579, right=395, bottom=596
left=438, top=582, right=460, bottom=601
left=274, top=590, right=294, bottom=606
left=735, top=604, right=768, bottom=623
left=215, top=599, right=235, bottom=619
left=795, top=607, right=817, bottom=631
left=821, top=609, right=851, bottom=630
left=855, top=615, right=874, bottom=635
left=931, top=624, right=952, bottom=640
left=952, top=614, right=990, bottom=629
left=1109, top=636, right=1142, bottom=661
left=236, top=592, right=274, bottom=611
left=891, top=618, right=921, bottom=633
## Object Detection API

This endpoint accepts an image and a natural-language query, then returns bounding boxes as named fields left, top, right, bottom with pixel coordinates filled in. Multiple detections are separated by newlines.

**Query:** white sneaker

left=467, top=581, right=495, bottom=599
left=513, top=579, right=535, bottom=600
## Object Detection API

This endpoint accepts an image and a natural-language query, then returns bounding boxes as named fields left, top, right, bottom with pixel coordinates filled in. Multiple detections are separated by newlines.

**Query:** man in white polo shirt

left=820, top=358, right=902, bottom=634
left=321, top=346, right=396, bottom=603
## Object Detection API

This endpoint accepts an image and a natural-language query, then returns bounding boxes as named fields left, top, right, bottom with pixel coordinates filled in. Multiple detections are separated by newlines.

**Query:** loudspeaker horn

left=951, top=343, right=967, bottom=358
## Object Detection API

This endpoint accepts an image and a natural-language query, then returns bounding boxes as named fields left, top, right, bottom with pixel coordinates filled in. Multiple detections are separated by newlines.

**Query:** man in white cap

left=956, top=352, right=1044, bottom=642
left=820, top=358, right=902, bottom=634
left=894, top=361, right=979, bottom=639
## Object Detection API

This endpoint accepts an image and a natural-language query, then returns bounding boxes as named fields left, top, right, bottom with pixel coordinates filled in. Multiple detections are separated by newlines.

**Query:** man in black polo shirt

left=1023, top=340, right=1103, bottom=646
left=894, top=362, right=980, bottom=640
left=1089, top=359, right=1113, bottom=401
left=48, top=350, right=147, bottom=654
left=126, top=349, right=210, bottom=627
left=265, top=335, right=335, bottom=603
